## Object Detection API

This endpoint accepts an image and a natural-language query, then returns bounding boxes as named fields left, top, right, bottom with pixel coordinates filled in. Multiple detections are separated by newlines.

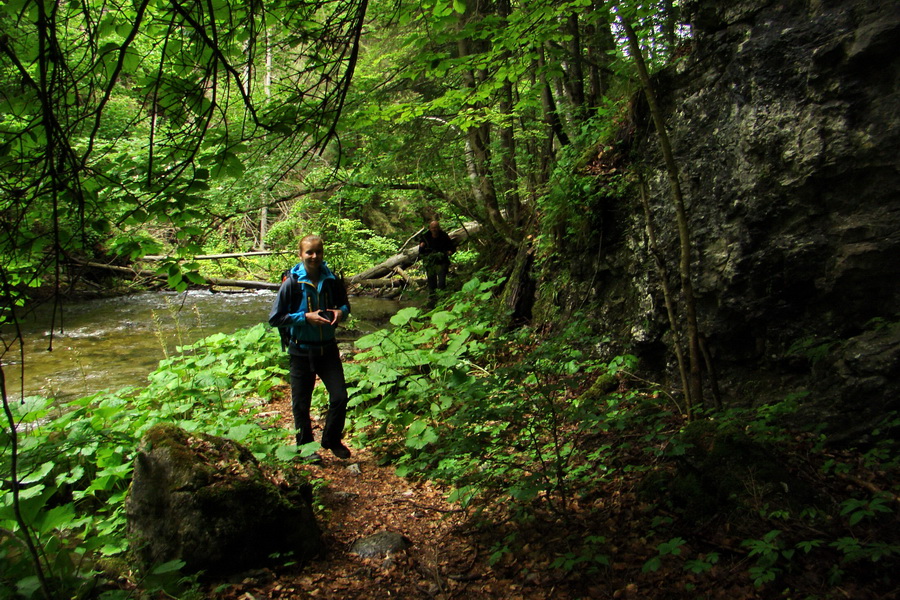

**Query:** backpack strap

left=275, top=271, right=305, bottom=351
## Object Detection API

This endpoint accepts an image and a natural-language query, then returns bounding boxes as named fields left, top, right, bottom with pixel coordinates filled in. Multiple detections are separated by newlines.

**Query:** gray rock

left=125, top=424, right=323, bottom=575
left=543, top=0, right=900, bottom=434
left=349, top=531, right=411, bottom=558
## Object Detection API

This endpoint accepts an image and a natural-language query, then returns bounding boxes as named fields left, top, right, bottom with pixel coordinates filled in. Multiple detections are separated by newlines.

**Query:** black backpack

left=274, top=270, right=303, bottom=351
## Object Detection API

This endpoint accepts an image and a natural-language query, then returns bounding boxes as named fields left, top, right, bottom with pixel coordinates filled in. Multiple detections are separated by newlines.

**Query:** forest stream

left=2, top=291, right=405, bottom=403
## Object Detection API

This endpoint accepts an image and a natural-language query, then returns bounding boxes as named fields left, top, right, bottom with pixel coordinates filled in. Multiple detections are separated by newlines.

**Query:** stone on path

left=350, top=531, right=412, bottom=559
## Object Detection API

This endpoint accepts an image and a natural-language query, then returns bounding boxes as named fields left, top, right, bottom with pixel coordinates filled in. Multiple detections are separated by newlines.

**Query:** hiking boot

left=322, top=441, right=352, bottom=459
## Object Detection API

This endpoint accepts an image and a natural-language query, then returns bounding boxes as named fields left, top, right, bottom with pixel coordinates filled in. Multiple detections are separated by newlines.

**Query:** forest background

left=1, top=0, right=898, bottom=598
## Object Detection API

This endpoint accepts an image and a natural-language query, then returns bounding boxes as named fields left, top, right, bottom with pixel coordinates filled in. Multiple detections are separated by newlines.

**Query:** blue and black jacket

left=267, top=262, right=350, bottom=356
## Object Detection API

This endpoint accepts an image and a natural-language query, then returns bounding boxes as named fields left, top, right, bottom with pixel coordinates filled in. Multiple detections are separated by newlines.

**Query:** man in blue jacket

left=268, top=235, right=352, bottom=461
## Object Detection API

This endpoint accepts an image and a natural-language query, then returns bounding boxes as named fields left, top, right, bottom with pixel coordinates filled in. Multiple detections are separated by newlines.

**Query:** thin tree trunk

left=639, top=177, right=690, bottom=414
left=565, top=13, right=586, bottom=117
left=662, top=0, right=677, bottom=56
left=258, top=31, right=273, bottom=251
left=620, top=15, right=703, bottom=412
left=259, top=207, right=268, bottom=251
left=499, top=82, right=521, bottom=225
left=1, top=366, right=53, bottom=599
left=496, top=0, right=521, bottom=226
left=457, top=22, right=518, bottom=247
left=585, top=2, right=616, bottom=106
left=537, top=47, right=571, bottom=147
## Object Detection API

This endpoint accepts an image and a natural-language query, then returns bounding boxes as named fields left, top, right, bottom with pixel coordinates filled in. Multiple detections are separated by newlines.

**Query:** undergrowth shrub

left=344, top=278, right=900, bottom=596
left=345, top=276, right=642, bottom=521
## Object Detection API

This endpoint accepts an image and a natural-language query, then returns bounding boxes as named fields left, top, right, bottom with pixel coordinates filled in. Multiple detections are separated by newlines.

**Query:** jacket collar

left=291, top=261, right=335, bottom=283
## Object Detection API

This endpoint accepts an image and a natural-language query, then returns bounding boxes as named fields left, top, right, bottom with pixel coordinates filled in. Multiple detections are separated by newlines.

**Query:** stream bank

left=1, top=290, right=408, bottom=402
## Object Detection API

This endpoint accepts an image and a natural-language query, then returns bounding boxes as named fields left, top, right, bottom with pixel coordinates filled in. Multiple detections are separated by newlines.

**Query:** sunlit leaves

left=406, top=419, right=439, bottom=449
left=0, top=0, right=370, bottom=299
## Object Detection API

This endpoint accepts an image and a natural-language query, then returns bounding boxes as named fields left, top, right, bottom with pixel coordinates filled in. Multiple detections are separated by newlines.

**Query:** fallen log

left=72, top=220, right=480, bottom=293
left=349, top=221, right=480, bottom=284
left=353, top=276, right=425, bottom=288
left=141, top=251, right=293, bottom=261
left=350, top=248, right=419, bottom=283
left=353, top=278, right=404, bottom=288
left=73, top=260, right=280, bottom=291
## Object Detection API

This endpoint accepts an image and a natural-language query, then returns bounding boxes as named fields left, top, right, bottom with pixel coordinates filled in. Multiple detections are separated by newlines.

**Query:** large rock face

left=125, top=424, right=323, bottom=575
left=550, top=0, right=900, bottom=434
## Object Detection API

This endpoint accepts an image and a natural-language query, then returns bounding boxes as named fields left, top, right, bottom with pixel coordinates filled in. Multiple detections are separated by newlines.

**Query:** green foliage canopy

left=0, top=0, right=368, bottom=301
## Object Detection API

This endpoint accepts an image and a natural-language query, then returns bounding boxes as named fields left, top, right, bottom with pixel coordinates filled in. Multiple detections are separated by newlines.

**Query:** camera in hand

left=318, top=310, right=335, bottom=322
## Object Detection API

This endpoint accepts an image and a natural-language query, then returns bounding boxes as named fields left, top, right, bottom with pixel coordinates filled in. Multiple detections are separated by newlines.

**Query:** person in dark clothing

left=418, top=220, right=456, bottom=300
left=268, top=235, right=353, bottom=462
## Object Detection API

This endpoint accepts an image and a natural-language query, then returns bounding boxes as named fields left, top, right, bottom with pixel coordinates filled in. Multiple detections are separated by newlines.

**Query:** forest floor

left=201, top=389, right=751, bottom=600
left=200, top=386, right=900, bottom=600
left=206, top=387, right=550, bottom=600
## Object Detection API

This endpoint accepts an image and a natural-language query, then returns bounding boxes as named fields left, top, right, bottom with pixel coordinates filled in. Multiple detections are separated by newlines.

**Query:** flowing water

left=1, top=290, right=406, bottom=402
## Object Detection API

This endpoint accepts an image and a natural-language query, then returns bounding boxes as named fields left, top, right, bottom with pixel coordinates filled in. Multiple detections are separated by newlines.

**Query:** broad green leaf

left=390, top=307, right=421, bottom=326
left=151, top=560, right=186, bottom=575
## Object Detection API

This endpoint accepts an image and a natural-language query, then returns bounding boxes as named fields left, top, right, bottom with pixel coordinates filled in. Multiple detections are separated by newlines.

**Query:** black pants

left=289, top=344, right=349, bottom=446
left=426, top=262, right=449, bottom=292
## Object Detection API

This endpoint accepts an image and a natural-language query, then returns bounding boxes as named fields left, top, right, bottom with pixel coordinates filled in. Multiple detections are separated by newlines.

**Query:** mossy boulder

left=125, top=424, right=322, bottom=575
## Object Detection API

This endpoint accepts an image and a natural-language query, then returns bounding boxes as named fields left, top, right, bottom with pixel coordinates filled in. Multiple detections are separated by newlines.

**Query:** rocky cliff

left=555, top=0, right=900, bottom=438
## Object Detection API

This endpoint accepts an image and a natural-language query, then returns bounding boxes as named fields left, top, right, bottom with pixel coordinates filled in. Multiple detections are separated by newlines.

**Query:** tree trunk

left=142, top=251, right=291, bottom=261
left=565, top=13, right=587, bottom=117
left=538, top=47, right=571, bottom=148
left=258, top=207, right=268, bottom=251
left=639, top=177, right=690, bottom=414
left=75, top=260, right=283, bottom=290
left=496, top=0, right=522, bottom=228
left=662, top=0, right=677, bottom=56
left=620, top=14, right=704, bottom=414
left=585, top=2, right=616, bottom=106
left=499, top=238, right=535, bottom=325
left=456, top=25, right=519, bottom=247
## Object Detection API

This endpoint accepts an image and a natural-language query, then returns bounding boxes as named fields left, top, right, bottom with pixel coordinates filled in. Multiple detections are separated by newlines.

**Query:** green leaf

left=406, top=419, right=438, bottom=449
left=643, top=556, right=662, bottom=573
left=226, top=424, right=255, bottom=441
left=430, top=310, right=456, bottom=330
left=37, top=504, right=77, bottom=534
left=151, top=559, right=186, bottom=575
left=390, top=306, right=421, bottom=326
left=275, top=445, right=299, bottom=462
